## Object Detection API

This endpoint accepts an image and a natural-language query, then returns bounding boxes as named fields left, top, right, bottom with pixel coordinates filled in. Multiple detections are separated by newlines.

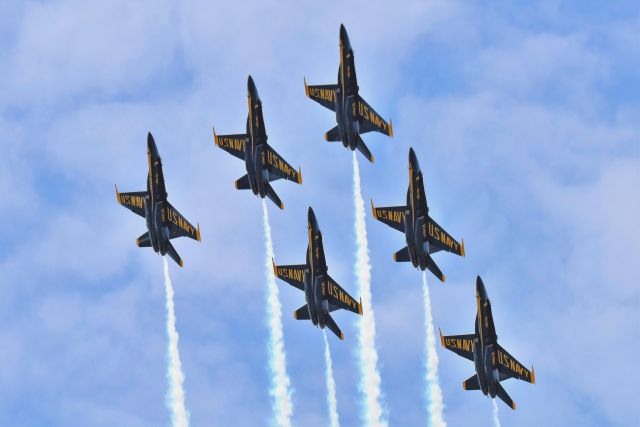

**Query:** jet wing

left=424, top=216, right=465, bottom=256
left=304, top=80, right=337, bottom=112
left=213, top=128, right=246, bottom=161
left=439, top=330, right=476, bottom=362
left=357, top=95, right=393, bottom=136
left=323, top=275, right=362, bottom=315
left=495, top=344, right=535, bottom=384
left=115, top=186, right=147, bottom=218
left=371, top=201, right=406, bottom=233
left=165, top=202, right=201, bottom=241
left=265, top=144, right=302, bottom=184
left=272, top=261, right=306, bottom=291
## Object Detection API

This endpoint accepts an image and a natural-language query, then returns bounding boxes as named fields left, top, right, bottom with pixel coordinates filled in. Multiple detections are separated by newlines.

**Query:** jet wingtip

left=196, top=224, right=202, bottom=242
left=293, top=310, right=298, bottom=320
left=114, top=184, right=120, bottom=204
left=438, top=328, right=445, bottom=347
left=304, top=77, right=309, bottom=97
left=531, top=366, right=536, bottom=384
left=212, top=127, right=219, bottom=146
left=272, top=258, right=277, bottom=276
left=358, top=298, right=363, bottom=315
left=179, top=259, right=184, bottom=268
left=389, top=118, right=394, bottom=137
left=461, top=238, right=466, bottom=257
left=340, top=332, right=345, bottom=340
left=462, top=381, right=467, bottom=390
left=442, top=274, right=447, bottom=284
left=511, top=401, right=517, bottom=411
left=370, top=199, right=376, bottom=218
left=297, top=166, right=303, bottom=184
left=135, top=238, right=141, bottom=247
left=279, top=201, right=285, bottom=210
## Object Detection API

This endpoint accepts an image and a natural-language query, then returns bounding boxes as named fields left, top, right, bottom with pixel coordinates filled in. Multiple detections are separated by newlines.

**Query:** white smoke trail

left=162, top=257, right=190, bottom=427
left=322, top=331, right=340, bottom=427
left=422, top=272, right=446, bottom=427
left=262, top=200, right=294, bottom=427
left=352, top=152, right=387, bottom=427
left=492, top=399, right=501, bottom=427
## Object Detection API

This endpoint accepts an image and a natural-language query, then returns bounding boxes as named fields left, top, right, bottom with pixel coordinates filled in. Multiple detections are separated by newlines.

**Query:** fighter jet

left=115, top=132, right=201, bottom=267
left=304, top=24, right=393, bottom=163
left=371, top=147, right=464, bottom=282
left=273, top=207, right=363, bottom=340
left=213, top=75, right=302, bottom=209
left=440, top=276, right=535, bottom=410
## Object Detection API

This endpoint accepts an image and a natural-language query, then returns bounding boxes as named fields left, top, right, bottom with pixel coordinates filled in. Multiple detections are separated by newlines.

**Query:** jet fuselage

left=404, top=148, right=432, bottom=270
left=472, top=278, right=500, bottom=398
left=302, top=208, right=332, bottom=329
left=244, top=75, right=270, bottom=199
left=144, top=136, right=171, bottom=257
left=334, top=25, right=361, bottom=151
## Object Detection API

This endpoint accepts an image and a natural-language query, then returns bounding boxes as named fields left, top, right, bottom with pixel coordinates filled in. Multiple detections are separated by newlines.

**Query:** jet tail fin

left=356, top=134, right=374, bottom=163
left=324, top=125, right=340, bottom=142
left=136, top=231, right=151, bottom=248
left=463, top=374, right=480, bottom=391
left=424, top=252, right=446, bottom=283
left=165, top=241, right=184, bottom=267
left=265, top=182, right=284, bottom=210
left=325, top=313, right=344, bottom=340
left=393, top=246, right=411, bottom=262
left=496, top=382, right=517, bottom=410
left=235, top=174, right=251, bottom=190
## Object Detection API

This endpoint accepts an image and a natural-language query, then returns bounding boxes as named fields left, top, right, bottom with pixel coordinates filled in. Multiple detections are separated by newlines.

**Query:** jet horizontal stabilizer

left=324, top=125, right=341, bottom=142
left=496, top=382, right=517, bottom=410
left=356, top=134, right=374, bottom=163
left=265, top=182, right=284, bottom=210
left=425, top=252, right=446, bottom=283
left=324, top=313, right=344, bottom=340
left=165, top=242, right=183, bottom=267
left=293, top=304, right=311, bottom=320
left=393, top=246, right=411, bottom=263
left=463, top=374, right=480, bottom=391
left=235, top=174, right=251, bottom=190
left=136, top=232, right=151, bottom=248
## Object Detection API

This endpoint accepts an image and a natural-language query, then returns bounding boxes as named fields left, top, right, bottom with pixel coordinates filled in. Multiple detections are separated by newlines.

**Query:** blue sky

left=0, top=1, right=638, bottom=426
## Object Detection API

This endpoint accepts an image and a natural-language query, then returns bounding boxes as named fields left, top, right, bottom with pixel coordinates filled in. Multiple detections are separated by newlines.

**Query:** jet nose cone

left=147, top=132, right=159, bottom=157
left=308, top=207, right=318, bottom=229
left=409, top=147, right=419, bottom=170
left=339, top=24, right=351, bottom=49
left=476, top=276, right=488, bottom=300
left=247, top=75, right=259, bottom=100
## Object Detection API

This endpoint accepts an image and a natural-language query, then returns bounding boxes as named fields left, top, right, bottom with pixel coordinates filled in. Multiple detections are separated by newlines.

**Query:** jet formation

left=113, top=23, right=536, bottom=412
left=305, top=24, right=393, bottom=163
left=273, top=207, right=363, bottom=340
left=214, top=75, right=302, bottom=210
left=115, top=132, right=201, bottom=267
left=440, top=276, right=535, bottom=410
left=371, top=147, right=465, bottom=282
